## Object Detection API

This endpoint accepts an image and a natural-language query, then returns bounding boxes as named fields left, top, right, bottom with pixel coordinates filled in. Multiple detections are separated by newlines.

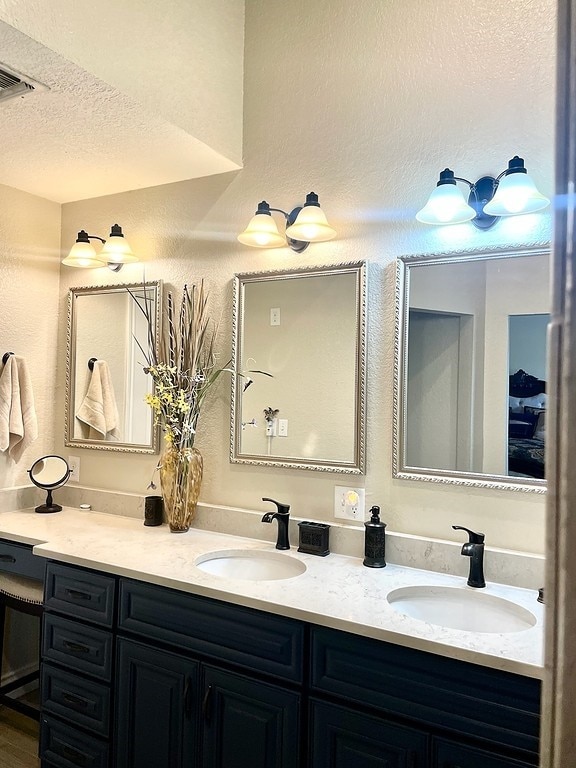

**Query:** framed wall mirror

left=231, top=262, right=366, bottom=473
left=65, top=281, right=162, bottom=453
left=393, top=248, right=549, bottom=493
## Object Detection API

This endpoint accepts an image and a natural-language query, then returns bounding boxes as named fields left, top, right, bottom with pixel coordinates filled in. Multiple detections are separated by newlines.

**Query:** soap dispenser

left=363, top=506, right=386, bottom=568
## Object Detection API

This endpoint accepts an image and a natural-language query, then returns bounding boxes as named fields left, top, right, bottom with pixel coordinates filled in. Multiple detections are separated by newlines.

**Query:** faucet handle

left=262, top=497, right=290, bottom=515
left=452, top=525, right=485, bottom=544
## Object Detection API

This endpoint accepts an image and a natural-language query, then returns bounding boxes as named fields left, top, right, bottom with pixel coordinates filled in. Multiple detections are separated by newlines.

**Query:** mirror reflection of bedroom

left=403, top=250, right=549, bottom=484
left=508, top=314, right=549, bottom=479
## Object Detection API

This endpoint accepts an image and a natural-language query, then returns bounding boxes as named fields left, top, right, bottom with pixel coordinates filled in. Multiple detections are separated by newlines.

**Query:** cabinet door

left=433, top=738, right=535, bottom=768
left=310, top=699, right=428, bottom=768
left=115, top=638, right=199, bottom=768
left=201, top=666, right=300, bottom=768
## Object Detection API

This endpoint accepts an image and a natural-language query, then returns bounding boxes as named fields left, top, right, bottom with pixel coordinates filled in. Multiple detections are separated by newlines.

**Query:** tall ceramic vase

left=160, top=445, right=203, bottom=533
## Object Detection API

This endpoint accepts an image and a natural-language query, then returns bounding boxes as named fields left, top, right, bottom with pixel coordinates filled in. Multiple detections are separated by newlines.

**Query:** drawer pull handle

left=61, top=743, right=87, bottom=766
left=0, top=554, right=16, bottom=563
left=202, top=684, right=213, bottom=725
left=62, top=640, right=91, bottom=654
left=62, top=691, right=89, bottom=709
left=65, top=588, right=92, bottom=601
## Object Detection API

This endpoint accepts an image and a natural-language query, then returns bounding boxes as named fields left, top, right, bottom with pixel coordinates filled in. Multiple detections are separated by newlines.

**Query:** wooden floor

left=0, top=707, right=40, bottom=768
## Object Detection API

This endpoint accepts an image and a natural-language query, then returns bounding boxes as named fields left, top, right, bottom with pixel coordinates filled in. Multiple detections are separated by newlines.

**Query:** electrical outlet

left=334, top=486, right=366, bottom=521
left=68, top=455, right=80, bottom=483
left=265, top=419, right=277, bottom=436
left=270, top=307, right=281, bottom=326
left=277, top=419, right=288, bottom=437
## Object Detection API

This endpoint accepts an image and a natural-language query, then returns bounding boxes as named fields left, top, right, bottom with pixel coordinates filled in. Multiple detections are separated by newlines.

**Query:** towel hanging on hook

left=2, top=352, right=14, bottom=365
left=88, top=358, right=98, bottom=371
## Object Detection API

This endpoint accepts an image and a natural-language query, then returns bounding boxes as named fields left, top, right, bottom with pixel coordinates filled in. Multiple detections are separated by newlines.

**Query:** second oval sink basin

left=195, top=549, right=307, bottom=581
left=387, top=585, right=537, bottom=633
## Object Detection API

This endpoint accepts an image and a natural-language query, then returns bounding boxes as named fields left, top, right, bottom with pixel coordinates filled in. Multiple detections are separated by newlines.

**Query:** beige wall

left=48, top=0, right=555, bottom=553
left=0, top=184, right=61, bottom=488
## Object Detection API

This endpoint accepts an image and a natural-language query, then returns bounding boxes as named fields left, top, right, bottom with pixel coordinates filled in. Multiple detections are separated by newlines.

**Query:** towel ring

left=2, top=352, right=14, bottom=365
left=88, top=357, right=98, bottom=371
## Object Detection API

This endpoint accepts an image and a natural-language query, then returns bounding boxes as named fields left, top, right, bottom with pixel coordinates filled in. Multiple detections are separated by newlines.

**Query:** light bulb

left=285, top=194, right=336, bottom=242
left=482, top=157, right=550, bottom=217
left=238, top=203, right=286, bottom=248
left=416, top=181, right=476, bottom=225
left=62, top=237, right=102, bottom=268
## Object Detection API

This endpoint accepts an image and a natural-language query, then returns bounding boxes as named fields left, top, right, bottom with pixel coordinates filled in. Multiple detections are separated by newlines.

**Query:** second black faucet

left=452, top=525, right=486, bottom=588
left=261, top=497, right=291, bottom=550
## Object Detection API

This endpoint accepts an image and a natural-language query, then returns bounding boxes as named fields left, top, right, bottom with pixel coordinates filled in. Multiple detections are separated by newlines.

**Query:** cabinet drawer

left=119, top=578, right=304, bottom=682
left=432, top=737, right=536, bottom=767
left=42, top=614, right=113, bottom=682
left=41, top=663, right=110, bottom=737
left=310, top=627, right=540, bottom=757
left=40, top=715, right=109, bottom=768
left=45, top=562, right=116, bottom=627
left=0, top=538, right=45, bottom=580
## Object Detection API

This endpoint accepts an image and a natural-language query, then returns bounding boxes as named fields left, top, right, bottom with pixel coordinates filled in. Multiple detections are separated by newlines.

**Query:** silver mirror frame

left=230, top=261, right=367, bottom=473
left=393, top=246, right=548, bottom=494
left=65, top=280, right=163, bottom=454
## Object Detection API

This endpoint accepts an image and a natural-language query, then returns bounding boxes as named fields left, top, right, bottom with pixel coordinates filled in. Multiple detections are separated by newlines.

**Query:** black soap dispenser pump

left=363, top=506, right=386, bottom=568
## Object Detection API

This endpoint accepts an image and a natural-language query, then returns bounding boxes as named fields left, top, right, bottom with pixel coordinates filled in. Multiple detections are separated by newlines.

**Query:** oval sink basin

left=387, top=585, right=537, bottom=634
left=195, top=549, right=307, bottom=581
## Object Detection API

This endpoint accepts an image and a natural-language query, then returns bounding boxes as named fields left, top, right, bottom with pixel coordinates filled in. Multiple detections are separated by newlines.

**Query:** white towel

left=76, top=360, right=121, bottom=440
left=0, top=355, right=39, bottom=461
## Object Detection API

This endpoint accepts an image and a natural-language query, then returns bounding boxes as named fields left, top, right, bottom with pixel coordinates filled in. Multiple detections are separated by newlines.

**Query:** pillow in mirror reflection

left=525, top=407, right=546, bottom=441
left=509, top=393, right=547, bottom=412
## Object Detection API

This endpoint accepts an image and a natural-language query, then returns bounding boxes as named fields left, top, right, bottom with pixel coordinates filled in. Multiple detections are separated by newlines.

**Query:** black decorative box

left=297, top=521, right=330, bottom=556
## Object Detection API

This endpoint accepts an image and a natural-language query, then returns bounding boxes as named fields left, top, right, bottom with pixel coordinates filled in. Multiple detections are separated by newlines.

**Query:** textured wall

left=0, top=0, right=244, bottom=165
left=56, top=0, right=555, bottom=552
left=0, top=184, right=61, bottom=486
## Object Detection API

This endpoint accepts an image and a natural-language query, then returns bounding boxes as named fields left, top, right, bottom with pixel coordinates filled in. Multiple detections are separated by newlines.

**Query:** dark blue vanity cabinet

left=38, top=561, right=541, bottom=768
left=310, top=626, right=540, bottom=768
left=40, top=563, right=302, bottom=768
left=40, top=563, right=117, bottom=768
left=115, top=578, right=302, bottom=768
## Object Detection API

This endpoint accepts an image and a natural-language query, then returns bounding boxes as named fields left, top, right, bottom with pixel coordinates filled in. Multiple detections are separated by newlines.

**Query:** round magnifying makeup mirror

left=28, top=455, right=72, bottom=514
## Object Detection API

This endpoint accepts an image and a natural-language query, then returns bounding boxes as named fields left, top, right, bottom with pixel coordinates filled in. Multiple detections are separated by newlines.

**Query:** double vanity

left=0, top=506, right=543, bottom=768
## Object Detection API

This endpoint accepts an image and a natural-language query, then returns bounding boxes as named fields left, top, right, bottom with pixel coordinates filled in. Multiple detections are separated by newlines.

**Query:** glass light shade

left=483, top=172, right=550, bottom=216
left=97, top=235, right=138, bottom=265
left=237, top=213, right=286, bottom=248
left=416, top=184, right=476, bottom=225
left=285, top=206, right=336, bottom=242
left=62, top=241, right=103, bottom=268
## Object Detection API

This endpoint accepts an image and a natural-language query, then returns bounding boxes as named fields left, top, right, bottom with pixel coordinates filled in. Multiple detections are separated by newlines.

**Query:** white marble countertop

left=0, top=507, right=544, bottom=679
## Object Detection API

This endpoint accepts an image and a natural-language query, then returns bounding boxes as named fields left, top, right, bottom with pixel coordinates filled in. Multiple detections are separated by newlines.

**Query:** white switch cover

left=68, top=455, right=81, bottom=483
left=270, top=307, right=281, bottom=326
left=334, top=486, right=366, bottom=521
left=278, top=419, right=288, bottom=437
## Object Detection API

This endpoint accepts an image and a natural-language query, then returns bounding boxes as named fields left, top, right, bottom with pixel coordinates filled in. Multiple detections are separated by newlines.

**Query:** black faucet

left=261, top=497, right=290, bottom=550
left=452, top=525, right=486, bottom=588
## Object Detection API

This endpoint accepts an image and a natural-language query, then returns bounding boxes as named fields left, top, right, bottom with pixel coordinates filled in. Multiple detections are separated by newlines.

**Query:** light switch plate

left=68, top=455, right=80, bottom=483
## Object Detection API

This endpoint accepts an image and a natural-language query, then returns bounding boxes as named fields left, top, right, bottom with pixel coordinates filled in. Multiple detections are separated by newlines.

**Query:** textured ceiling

left=0, top=21, right=241, bottom=203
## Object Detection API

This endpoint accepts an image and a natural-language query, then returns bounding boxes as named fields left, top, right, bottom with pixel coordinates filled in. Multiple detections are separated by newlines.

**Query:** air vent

left=0, top=63, right=47, bottom=103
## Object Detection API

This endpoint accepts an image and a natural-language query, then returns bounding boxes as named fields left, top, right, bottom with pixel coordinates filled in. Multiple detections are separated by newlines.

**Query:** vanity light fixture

left=238, top=192, right=336, bottom=252
left=416, top=156, right=550, bottom=229
left=62, top=224, right=138, bottom=271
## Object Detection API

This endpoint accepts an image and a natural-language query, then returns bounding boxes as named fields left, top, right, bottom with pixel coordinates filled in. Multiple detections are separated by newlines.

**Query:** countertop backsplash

left=32, top=484, right=547, bottom=591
